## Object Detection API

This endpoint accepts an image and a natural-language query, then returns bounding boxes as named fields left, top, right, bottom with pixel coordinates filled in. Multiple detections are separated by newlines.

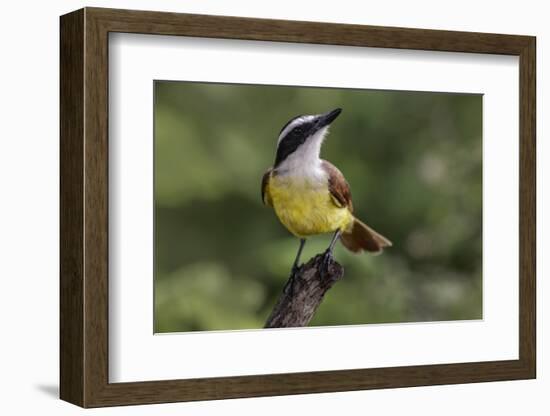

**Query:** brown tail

left=340, top=217, right=392, bottom=254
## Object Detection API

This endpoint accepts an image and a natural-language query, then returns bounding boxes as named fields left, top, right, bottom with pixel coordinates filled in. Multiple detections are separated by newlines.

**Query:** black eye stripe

left=274, top=119, right=315, bottom=167
left=287, top=120, right=313, bottom=137
left=279, top=115, right=305, bottom=135
left=274, top=135, right=306, bottom=167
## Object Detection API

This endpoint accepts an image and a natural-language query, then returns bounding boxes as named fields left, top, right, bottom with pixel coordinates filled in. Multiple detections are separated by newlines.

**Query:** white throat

left=276, top=127, right=329, bottom=181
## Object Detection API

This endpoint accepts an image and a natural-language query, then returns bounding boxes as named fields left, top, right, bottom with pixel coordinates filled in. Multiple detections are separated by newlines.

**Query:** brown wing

left=261, top=168, right=273, bottom=206
left=322, top=160, right=353, bottom=213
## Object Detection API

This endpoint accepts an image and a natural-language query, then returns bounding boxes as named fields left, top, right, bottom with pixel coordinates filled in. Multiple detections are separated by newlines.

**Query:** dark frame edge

left=518, top=36, right=536, bottom=379
left=84, top=6, right=533, bottom=54
left=86, top=360, right=531, bottom=408
left=60, top=8, right=86, bottom=407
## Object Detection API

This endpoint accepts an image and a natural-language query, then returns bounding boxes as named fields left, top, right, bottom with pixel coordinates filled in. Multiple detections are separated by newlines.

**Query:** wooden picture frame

left=60, top=7, right=536, bottom=408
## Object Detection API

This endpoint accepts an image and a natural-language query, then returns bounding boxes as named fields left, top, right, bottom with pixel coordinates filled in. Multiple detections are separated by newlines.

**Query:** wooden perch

left=264, top=254, right=344, bottom=328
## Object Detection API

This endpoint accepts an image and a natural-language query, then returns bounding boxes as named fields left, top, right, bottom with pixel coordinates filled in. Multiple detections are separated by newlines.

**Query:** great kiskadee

left=262, top=108, right=392, bottom=277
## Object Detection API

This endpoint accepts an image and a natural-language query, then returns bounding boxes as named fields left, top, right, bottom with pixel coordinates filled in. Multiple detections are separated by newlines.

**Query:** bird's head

left=274, top=108, right=342, bottom=169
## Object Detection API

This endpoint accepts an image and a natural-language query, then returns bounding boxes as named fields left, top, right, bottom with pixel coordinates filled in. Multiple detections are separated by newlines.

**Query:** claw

left=320, top=250, right=334, bottom=278
left=283, top=278, right=293, bottom=295
left=283, top=264, right=301, bottom=295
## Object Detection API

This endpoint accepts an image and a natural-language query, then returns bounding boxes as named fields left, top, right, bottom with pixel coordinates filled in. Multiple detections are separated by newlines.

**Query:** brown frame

left=60, top=7, right=536, bottom=408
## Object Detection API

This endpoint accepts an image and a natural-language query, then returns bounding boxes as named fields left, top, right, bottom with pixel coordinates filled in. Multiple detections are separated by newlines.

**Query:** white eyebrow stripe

left=277, top=115, right=315, bottom=146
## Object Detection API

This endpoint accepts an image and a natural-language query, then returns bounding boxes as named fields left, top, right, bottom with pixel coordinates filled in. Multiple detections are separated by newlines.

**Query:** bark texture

left=264, top=254, right=344, bottom=328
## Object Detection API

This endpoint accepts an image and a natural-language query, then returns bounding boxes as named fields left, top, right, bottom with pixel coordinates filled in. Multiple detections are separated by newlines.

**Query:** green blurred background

left=154, top=81, right=482, bottom=333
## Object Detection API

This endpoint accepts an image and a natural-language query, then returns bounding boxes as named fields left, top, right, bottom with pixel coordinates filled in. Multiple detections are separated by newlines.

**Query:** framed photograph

left=60, top=7, right=536, bottom=408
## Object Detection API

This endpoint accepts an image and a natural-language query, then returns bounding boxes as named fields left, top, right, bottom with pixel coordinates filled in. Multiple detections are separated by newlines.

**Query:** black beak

left=315, top=108, right=342, bottom=129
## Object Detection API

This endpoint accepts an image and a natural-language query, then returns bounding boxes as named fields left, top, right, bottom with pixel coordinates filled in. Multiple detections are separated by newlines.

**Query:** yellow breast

left=268, top=175, right=352, bottom=238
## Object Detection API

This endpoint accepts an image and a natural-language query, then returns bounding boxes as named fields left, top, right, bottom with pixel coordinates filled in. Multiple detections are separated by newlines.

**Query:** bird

left=261, top=108, right=392, bottom=282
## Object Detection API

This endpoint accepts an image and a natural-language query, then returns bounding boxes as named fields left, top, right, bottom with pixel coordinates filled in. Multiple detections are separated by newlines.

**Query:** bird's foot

left=320, top=249, right=334, bottom=278
left=291, top=263, right=301, bottom=277
left=283, top=264, right=302, bottom=295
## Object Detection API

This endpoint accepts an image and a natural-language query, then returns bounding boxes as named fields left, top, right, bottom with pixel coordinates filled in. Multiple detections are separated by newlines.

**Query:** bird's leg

left=283, top=239, right=306, bottom=294
left=321, top=229, right=341, bottom=277
left=291, top=238, right=306, bottom=275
